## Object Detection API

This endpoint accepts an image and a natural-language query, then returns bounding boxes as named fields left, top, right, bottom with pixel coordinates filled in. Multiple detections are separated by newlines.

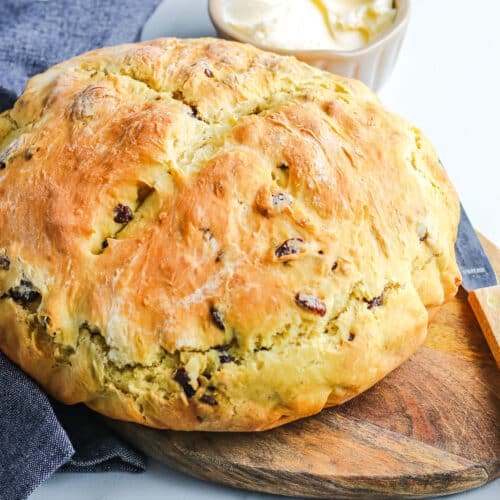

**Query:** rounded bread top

left=0, top=38, right=460, bottom=430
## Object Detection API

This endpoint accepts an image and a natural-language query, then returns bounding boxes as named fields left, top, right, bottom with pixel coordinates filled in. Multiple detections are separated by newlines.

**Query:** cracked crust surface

left=0, top=38, right=460, bottom=431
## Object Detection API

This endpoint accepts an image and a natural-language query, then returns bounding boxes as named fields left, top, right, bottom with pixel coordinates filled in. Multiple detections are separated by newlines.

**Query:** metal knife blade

left=455, top=203, right=498, bottom=293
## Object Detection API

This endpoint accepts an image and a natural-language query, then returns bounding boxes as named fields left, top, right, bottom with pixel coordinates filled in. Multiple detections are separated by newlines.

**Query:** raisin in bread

left=0, top=38, right=460, bottom=431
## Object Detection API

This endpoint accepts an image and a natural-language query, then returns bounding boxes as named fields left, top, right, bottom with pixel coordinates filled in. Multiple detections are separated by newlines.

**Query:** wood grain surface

left=107, top=235, right=500, bottom=499
left=469, top=285, right=500, bottom=368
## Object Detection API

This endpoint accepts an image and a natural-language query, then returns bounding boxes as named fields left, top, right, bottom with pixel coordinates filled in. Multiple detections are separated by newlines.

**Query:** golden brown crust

left=0, top=38, right=460, bottom=431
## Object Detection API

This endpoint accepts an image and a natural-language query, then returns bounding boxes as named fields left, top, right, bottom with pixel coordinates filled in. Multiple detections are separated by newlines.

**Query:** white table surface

left=31, top=1, right=499, bottom=499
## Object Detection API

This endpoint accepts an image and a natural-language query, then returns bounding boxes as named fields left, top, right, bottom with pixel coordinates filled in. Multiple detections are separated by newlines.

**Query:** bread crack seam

left=2, top=279, right=405, bottom=401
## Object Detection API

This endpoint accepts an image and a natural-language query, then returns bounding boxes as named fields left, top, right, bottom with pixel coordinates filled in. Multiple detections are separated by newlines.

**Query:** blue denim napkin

left=0, top=1, right=162, bottom=498
left=0, top=0, right=161, bottom=111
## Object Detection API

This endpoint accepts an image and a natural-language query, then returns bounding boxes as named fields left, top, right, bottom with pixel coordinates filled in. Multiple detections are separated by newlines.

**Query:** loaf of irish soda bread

left=0, top=38, right=460, bottom=431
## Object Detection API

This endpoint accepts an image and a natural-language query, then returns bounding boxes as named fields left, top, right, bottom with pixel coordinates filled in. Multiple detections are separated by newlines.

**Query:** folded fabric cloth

left=0, top=356, right=146, bottom=500
left=0, top=0, right=161, bottom=112
left=0, top=1, right=162, bottom=499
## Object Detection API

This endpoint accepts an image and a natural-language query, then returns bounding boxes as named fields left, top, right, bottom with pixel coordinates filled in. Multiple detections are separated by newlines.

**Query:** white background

left=31, top=1, right=499, bottom=499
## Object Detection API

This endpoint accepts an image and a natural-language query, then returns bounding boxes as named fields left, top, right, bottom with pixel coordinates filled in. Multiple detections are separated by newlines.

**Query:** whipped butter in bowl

left=209, top=0, right=410, bottom=90
left=219, top=0, right=397, bottom=52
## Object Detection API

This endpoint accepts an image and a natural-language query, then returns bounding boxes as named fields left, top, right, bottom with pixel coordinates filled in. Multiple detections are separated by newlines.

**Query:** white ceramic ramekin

left=208, top=0, right=411, bottom=91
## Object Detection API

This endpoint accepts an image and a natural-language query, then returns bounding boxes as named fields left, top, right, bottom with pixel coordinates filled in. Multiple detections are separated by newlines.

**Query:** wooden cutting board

left=107, top=235, right=500, bottom=499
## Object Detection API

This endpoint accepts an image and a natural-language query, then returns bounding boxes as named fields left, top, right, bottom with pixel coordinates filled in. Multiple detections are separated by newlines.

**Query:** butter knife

left=455, top=204, right=500, bottom=367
